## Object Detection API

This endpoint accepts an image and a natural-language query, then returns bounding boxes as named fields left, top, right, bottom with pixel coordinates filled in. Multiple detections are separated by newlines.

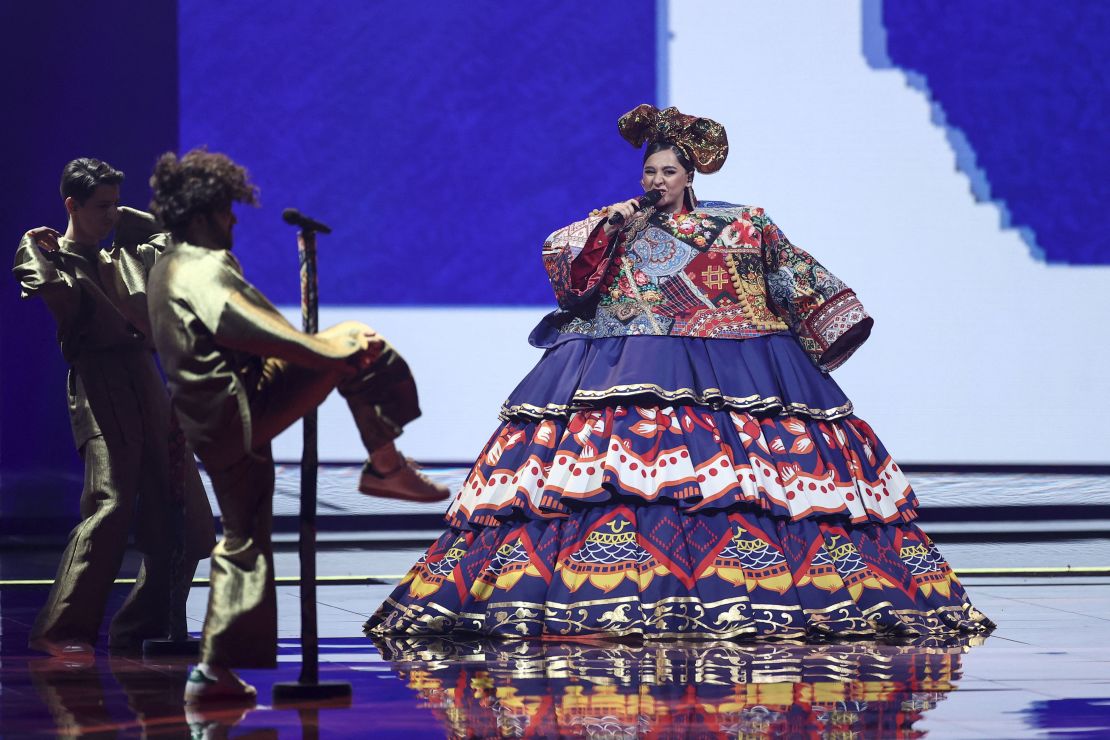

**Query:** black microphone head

left=607, top=189, right=665, bottom=228
left=282, top=208, right=301, bottom=225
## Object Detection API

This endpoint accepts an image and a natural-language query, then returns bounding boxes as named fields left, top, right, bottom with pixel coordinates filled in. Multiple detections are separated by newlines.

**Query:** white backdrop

left=272, top=1, right=1109, bottom=466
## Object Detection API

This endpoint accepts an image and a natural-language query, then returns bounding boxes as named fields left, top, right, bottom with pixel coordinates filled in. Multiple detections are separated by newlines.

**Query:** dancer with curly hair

left=146, top=148, right=448, bottom=702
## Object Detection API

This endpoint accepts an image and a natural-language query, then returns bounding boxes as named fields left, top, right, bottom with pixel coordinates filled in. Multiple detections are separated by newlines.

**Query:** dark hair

left=149, top=147, right=259, bottom=236
left=643, top=141, right=694, bottom=173
left=60, top=158, right=124, bottom=204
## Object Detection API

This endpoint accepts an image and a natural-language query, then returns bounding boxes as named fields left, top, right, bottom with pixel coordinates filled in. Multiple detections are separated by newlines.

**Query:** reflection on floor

left=376, top=635, right=977, bottom=738
left=2, top=576, right=1110, bottom=738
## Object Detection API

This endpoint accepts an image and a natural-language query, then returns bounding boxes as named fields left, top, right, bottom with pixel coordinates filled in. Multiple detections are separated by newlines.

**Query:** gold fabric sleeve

left=12, top=234, right=81, bottom=325
left=100, top=215, right=171, bottom=340
left=213, top=288, right=353, bottom=372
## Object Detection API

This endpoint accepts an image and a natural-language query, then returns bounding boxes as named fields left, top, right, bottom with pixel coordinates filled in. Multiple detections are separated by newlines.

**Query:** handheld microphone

left=282, top=208, right=333, bottom=234
left=606, top=189, right=663, bottom=227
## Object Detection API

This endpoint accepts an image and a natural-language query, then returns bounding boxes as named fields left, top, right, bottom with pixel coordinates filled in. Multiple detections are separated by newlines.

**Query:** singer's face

left=641, top=149, right=691, bottom=213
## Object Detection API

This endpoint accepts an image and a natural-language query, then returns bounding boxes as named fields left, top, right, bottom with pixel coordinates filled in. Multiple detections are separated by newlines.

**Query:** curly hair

left=60, top=158, right=124, bottom=204
left=149, top=147, right=259, bottom=236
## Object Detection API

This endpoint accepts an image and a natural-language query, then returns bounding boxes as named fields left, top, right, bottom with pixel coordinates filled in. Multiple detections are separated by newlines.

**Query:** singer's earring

left=685, top=183, right=697, bottom=210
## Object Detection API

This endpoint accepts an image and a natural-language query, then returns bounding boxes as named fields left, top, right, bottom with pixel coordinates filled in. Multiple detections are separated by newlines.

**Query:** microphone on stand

left=282, top=208, right=333, bottom=234
left=606, top=189, right=663, bottom=227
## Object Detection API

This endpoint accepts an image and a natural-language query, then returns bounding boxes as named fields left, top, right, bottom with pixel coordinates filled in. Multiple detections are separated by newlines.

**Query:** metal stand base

left=272, top=680, right=352, bottom=706
left=142, top=637, right=200, bottom=658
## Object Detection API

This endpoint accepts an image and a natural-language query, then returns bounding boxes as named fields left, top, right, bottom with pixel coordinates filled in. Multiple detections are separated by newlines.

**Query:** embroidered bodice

left=536, top=202, right=873, bottom=371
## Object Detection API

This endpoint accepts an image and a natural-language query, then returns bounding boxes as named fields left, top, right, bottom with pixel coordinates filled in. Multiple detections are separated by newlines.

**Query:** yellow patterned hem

left=500, top=385, right=853, bottom=421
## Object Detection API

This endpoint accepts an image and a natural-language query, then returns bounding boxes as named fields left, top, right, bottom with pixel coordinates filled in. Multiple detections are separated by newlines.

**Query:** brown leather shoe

left=358, top=458, right=451, bottom=502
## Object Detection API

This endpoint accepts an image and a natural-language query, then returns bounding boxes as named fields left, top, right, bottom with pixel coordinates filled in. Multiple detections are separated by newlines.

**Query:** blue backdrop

left=179, top=0, right=658, bottom=305
left=0, top=0, right=179, bottom=522
left=867, top=0, right=1109, bottom=264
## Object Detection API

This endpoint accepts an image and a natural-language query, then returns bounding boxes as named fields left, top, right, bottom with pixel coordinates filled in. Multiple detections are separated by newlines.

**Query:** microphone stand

left=273, top=223, right=351, bottom=706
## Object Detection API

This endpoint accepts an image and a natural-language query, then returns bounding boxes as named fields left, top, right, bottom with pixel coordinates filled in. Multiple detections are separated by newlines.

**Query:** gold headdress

left=617, top=104, right=728, bottom=174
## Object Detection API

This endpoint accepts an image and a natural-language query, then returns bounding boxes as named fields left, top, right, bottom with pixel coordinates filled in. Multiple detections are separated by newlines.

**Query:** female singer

left=367, top=104, right=993, bottom=640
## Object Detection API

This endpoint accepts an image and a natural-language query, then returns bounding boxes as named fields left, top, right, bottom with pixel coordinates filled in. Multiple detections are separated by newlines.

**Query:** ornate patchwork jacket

left=537, top=202, right=873, bottom=371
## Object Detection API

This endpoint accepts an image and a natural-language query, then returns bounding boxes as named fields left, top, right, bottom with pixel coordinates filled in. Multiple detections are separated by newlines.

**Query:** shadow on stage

left=374, top=633, right=985, bottom=738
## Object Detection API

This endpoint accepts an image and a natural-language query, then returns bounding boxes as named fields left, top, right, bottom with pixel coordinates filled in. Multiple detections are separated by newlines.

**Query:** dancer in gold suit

left=13, top=158, right=215, bottom=658
left=145, top=147, right=449, bottom=702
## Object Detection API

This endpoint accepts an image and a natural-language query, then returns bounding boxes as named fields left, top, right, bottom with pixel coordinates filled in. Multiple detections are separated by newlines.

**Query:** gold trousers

left=198, top=343, right=420, bottom=667
left=30, top=430, right=215, bottom=649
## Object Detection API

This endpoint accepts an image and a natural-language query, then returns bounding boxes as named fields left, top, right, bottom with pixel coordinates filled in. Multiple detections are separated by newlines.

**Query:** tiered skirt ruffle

left=367, top=334, right=993, bottom=640
left=502, top=332, right=852, bottom=420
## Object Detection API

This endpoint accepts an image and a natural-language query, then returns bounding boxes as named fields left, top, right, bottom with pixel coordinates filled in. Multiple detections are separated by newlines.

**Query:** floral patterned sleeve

left=541, top=213, right=613, bottom=309
left=755, top=209, right=873, bottom=371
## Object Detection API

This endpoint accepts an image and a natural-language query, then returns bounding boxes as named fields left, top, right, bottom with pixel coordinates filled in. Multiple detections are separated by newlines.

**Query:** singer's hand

left=601, top=199, right=642, bottom=237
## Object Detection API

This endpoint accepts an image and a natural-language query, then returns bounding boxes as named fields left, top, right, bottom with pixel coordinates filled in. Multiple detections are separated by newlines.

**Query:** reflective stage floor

left=2, top=574, right=1109, bottom=737
left=2, top=468, right=1109, bottom=737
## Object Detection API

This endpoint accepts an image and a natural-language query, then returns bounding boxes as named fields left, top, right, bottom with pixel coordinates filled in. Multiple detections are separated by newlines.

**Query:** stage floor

left=3, top=468, right=1109, bottom=737
left=2, top=572, right=1109, bottom=737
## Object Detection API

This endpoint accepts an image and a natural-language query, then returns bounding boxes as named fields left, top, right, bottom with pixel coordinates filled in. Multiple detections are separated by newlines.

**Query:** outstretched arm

left=175, top=249, right=380, bottom=372
left=213, top=289, right=378, bottom=373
